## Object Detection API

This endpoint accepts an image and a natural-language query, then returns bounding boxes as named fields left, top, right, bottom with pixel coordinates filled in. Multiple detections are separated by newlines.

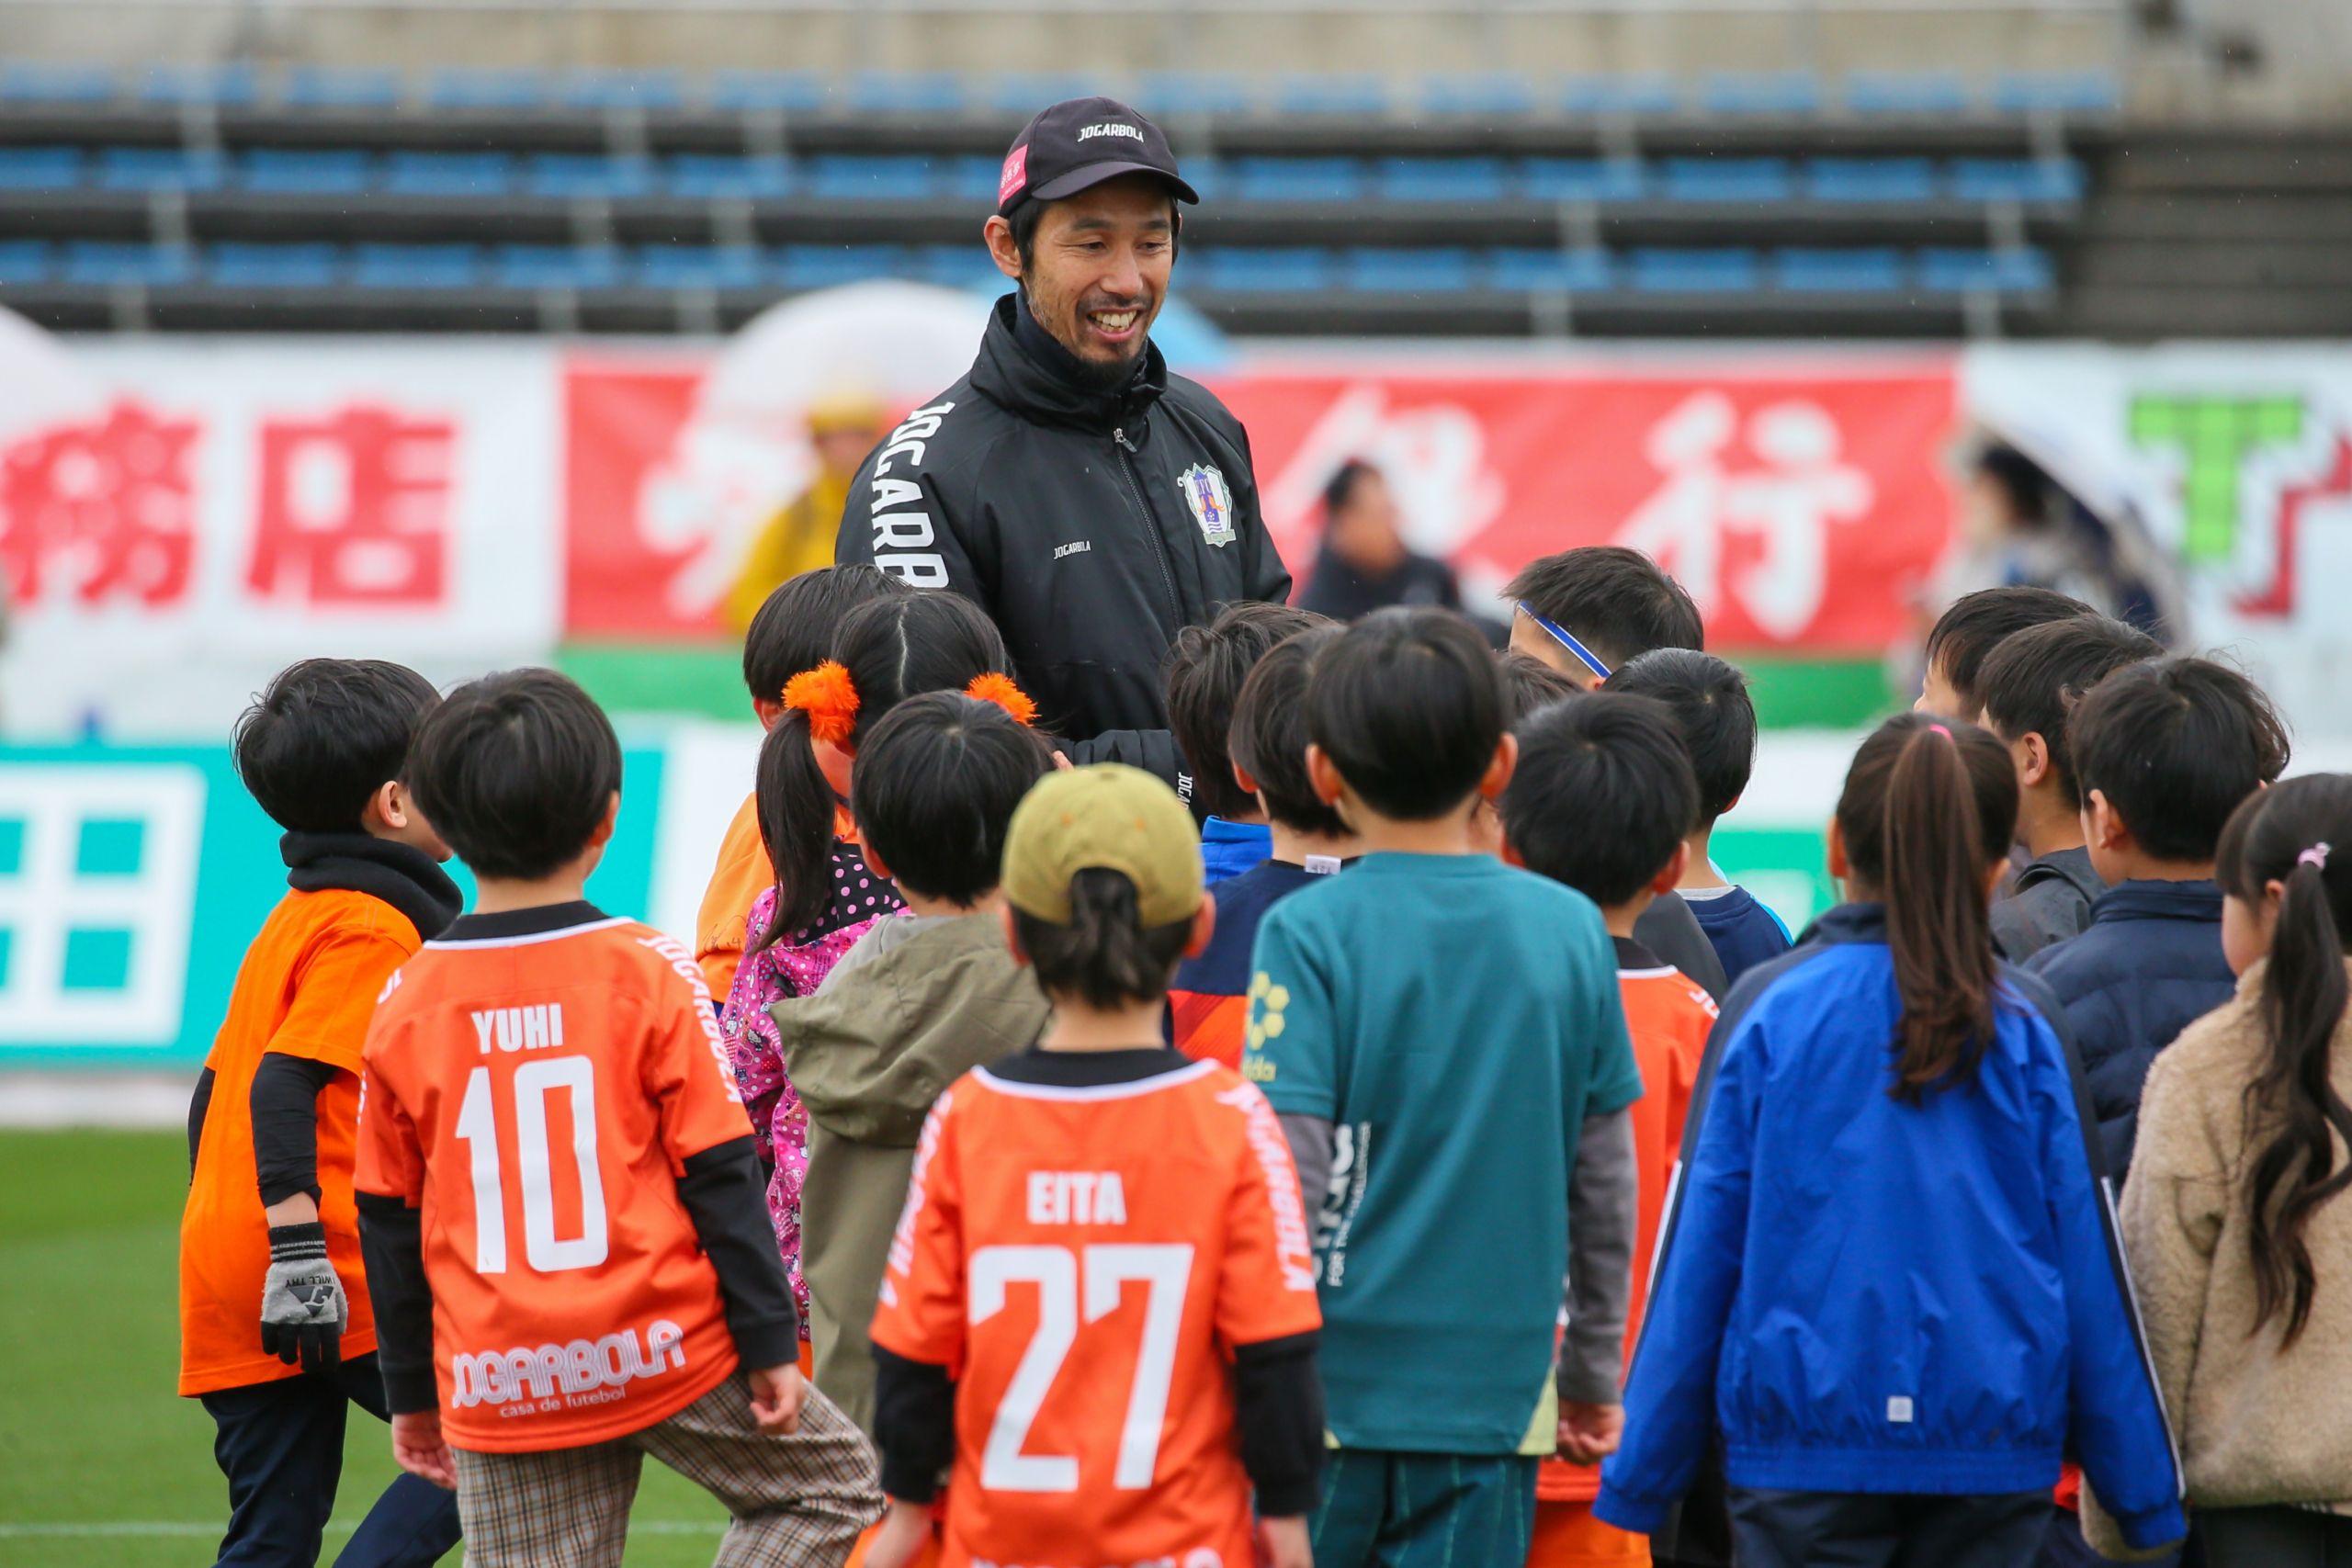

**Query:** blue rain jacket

left=1595, top=904, right=2186, bottom=1552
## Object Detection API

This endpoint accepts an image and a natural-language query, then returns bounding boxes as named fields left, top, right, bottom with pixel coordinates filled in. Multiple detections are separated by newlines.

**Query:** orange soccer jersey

left=356, top=909, right=757, bottom=1453
left=871, top=1055, right=1323, bottom=1568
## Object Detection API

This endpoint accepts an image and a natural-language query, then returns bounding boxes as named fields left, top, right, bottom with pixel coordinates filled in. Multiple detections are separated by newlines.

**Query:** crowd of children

left=176, top=546, right=2352, bottom=1568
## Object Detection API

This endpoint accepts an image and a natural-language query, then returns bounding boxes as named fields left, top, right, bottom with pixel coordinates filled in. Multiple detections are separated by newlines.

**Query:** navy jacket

left=1685, top=884, right=1792, bottom=990
left=1595, top=905, right=2185, bottom=1552
left=2023, top=879, right=2233, bottom=1182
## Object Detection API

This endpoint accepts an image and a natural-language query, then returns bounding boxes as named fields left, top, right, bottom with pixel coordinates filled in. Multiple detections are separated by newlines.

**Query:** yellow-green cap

left=1001, top=763, right=1204, bottom=928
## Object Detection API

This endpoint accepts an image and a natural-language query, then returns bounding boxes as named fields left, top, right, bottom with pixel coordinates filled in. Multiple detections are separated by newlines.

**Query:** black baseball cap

left=995, top=96, right=1200, bottom=219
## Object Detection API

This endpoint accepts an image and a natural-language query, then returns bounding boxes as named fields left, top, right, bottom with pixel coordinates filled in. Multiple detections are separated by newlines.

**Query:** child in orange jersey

left=1499, top=692, right=1721, bottom=1568
left=864, top=764, right=1325, bottom=1568
left=356, top=669, right=880, bottom=1568
left=179, top=658, right=466, bottom=1568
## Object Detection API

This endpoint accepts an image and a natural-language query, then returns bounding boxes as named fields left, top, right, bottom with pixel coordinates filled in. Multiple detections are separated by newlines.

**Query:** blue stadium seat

left=922, top=245, right=1011, bottom=291
left=1342, top=248, right=1473, bottom=292
left=1137, top=74, right=1253, bottom=118
left=384, top=152, right=514, bottom=197
left=806, top=155, right=936, bottom=201
left=64, top=242, right=193, bottom=288
left=637, top=245, right=766, bottom=290
left=777, top=244, right=911, bottom=288
left=281, top=67, right=401, bottom=108
left=666, top=155, right=793, bottom=201
left=1562, top=76, right=1679, bottom=117
left=1993, top=72, right=2120, bottom=115
left=352, top=243, right=484, bottom=288
left=1420, top=75, right=1535, bottom=118
left=708, top=72, right=831, bottom=114
left=240, top=149, right=372, bottom=195
left=0, top=63, right=116, bottom=104
left=526, top=154, right=653, bottom=200
left=495, top=245, right=621, bottom=289
left=1774, top=247, right=1904, bottom=291
left=427, top=70, right=550, bottom=111
left=97, top=148, right=225, bottom=192
left=990, top=74, right=1096, bottom=116
left=1489, top=247, right=1615, bottom=292
left=1702, top=73, right=1820, bottom=116
left=1377, top=157, right=1507, bottom=203
left=1804, top=157, right=1937, bottom=202
left=1523, top=157, right=1648, bottom=203
left=1277, top=75, right=1388, bottom=117
left=564, top=71, right=683, bottom=112
left=209, top=243, right=340, bottom=288
left=1845, top=72, right=1969, bottom=116
left=141, top=63, right=257, bottom=107
left=851, top=73, right=965, bottom=115
left=1193, top=250, right=1333, bottom=292
left=1628, top=248, right=1760, bottom=292
left=944, top=156, right=1004, bottom=204
left=0, top=147, right=85, bottom=190
left=0, top=240, right=53, bottom=283
left=1951, top=157, right=2084, bottom=203
left=1230, top=158, right=1364, bottom=203
left=1919, top=247, right=2052, bottom=292
left=1660, top=157, right=1791, bottom=202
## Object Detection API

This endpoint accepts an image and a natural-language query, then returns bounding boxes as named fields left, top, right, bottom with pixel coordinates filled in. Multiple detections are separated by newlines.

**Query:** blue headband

left=1516, top=603, right=1611, bottom=681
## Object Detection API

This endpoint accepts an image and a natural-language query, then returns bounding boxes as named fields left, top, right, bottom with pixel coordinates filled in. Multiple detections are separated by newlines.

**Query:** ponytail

left=1012, top=868, right=1193, bottom=1010
left=750, top=709, right=841, bottom=954
left=2218, top=774, right=2352, bottom=1345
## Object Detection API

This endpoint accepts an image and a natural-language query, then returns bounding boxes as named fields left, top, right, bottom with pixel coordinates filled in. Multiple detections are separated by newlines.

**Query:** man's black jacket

left=836, top=292, right=1293, bottom=744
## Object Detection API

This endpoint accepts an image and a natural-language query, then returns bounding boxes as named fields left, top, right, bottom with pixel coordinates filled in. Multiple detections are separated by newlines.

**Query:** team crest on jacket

left=1178, top=464, right=1238, bottom=547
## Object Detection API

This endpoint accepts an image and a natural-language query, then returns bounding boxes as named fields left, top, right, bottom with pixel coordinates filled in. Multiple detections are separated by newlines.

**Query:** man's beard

left=1051, top=289, right=1152, bottom=389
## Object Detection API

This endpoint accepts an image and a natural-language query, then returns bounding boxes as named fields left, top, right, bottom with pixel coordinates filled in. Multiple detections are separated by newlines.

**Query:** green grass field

left=0, top=1131, right=741, bottom=1567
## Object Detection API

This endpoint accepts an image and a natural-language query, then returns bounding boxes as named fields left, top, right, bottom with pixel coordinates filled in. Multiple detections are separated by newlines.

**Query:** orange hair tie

left=965, top=671, right=1038, bottom=727
left=783, top=660, right=860, bottom=748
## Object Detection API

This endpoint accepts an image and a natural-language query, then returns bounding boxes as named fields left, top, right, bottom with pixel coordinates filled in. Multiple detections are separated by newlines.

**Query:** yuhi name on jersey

left=448, top=1318, right=689, bottom=1415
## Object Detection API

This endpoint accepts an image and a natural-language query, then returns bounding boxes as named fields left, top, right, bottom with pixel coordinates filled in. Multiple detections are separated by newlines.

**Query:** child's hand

left=862, top=1498, right=933, bottom=1568
left=1257, top=1515, right=1312, bottom=1568
left=390, top=1410, right=457, bottom=1490
left=1556, top=1400, right=1625, bottom=1465
left=747, top=1362, right=808, bottom=1435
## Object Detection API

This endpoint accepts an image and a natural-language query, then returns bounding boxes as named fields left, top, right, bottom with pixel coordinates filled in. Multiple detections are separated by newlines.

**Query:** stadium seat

left=922, top=245, right=1010, bottom=291
left=1420, top=75, right=1535, bottom=118
left=636, top=245, right=766, bottom=290
left=1804, top=157, right=1938, bottom=202
left=141, top=62, right=257, bottom=107
left=564, top=71, right=683, bottom=112
left=64, top=241, right=193, bottom=288
left=1230, top=158, right=1365, bottom=203
left=1950, top=157, right=2084, bottom=203
left=0, top=62, right=116, bottom=104
left=427, top=70, right=550, bottom=111
left=707, top=72, right=831, bottom=114
left=1919, top=246, right=2052, bottom=292
left=97, top=148, right=226, bottom=192
left=1192, top=249, right=1333, bottom=292
left=1342, top=248, right=1473, bottom=292
left=944, top=156, right=1004, bottom=204
left=1137, top=74, right=1253, bottom=118
left=777, top=243, right=911, bottom=288
left=806, top=155, right=936, bottom=201
left=1774, top=247, right=1904, bottom=291
left=384, top=152, right=514, bottom=197
left=209, top=243, right=340, bottom=288
left=991, top=74, right=1096, bottom=116
left=280, top=67, right=401, bottom=109
left=1702, top=73, right=1820, bottom=117
left=526, top=154, right=654, bottom=200
left=0, top=240, right=52, bottom=283
left=1277, top=75, right=1389, bottom=117
left=1628, top=248, right=1760, bottom=291
left=0, top=147, right=85, bottom=190
left=1489, top=247, right=1615, bottom=292
left=851, top=73, right=965, bottom=115
left=1844, top=72, right=1969, bottom=116
left=1562, top=76, right=1679, bottom=117
left=1523, top=157, right=1648, bottom=203
left=1660, top=157, right=1792, bottom=202
left=666, top=155, right=793, bottom=201
left=1377, top=157, right=1508, bottom=203
left=1992, top=72, right=2120, bottom=115
left=495, top=245, right=622, bottom=290
left=352, top=243, right=484, bottom=288
left=240, top=149, right=372, bottom=195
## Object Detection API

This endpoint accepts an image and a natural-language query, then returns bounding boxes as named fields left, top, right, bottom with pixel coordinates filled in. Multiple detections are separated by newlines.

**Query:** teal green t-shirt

left=1244, top=852, right=1640, bottom=1454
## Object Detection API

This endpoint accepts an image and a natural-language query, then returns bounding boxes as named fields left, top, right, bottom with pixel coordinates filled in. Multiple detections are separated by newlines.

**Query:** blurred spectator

left=1297, top=460, right=1463, bottom=621
left=1934, top=443, right=2182, bottom=645
left=725, top=389, right=888, bottom=633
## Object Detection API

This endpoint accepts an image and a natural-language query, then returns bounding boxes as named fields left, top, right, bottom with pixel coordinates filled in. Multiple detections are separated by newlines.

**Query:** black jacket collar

left=282, top=832, right=464, bottom=941
left=971, top=291, right=1167, bottom=435
left=986, top=1044, right=1193, bottom=1087
left=438, top=901, right=609, bottom=942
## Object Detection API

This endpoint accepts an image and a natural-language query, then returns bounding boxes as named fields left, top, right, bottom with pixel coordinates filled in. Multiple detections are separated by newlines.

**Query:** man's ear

left=1232, top=761, right=1261, bottom=797
left=1652, top=840, right=1690, bottom=895
left=1478, top=731, right=1520, bottom=800
left=2085, top=789, right=2132, bottom=853
left=1183, top=895, right=1216, bottom=960
left=2017, top=732, right=2053, bottom=789
left=1305, top=744, right=1347, bottom=807
left=1000, top=903, right=1031, bottom=967
left=984, top=214, right=1023, bottom=282
left=590, top=792, right=620, bottom=848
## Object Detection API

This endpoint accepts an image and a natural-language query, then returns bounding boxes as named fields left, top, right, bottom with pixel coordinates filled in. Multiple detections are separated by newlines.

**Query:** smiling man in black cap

left=837, top=97, right=1293, bottom=778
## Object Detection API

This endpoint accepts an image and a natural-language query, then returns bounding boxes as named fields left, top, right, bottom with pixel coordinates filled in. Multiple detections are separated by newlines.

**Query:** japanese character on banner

left=0, top=401, right=199, bottom=607
left=249, top=407, right=453, bottom=606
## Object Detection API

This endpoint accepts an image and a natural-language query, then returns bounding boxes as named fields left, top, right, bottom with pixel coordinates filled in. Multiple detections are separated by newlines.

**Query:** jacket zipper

left=1113, top=425, right=1183, bottom=627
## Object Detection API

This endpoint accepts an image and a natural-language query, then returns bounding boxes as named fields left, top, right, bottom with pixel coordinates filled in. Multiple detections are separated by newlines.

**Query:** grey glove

left=260, top=1222, right=346, bottom=1373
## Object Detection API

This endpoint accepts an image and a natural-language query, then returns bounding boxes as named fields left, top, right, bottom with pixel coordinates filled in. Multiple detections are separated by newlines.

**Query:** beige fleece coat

left=2085, top=958, right=2352, bottom=1559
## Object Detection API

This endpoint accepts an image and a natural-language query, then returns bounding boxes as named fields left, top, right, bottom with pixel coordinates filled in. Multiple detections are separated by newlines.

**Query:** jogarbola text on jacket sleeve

left=867, top=401, right=957, bottom=588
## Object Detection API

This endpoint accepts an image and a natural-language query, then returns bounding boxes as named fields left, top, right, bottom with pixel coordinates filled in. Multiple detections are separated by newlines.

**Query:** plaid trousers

left=451, top=1371, right=882, bottom=1568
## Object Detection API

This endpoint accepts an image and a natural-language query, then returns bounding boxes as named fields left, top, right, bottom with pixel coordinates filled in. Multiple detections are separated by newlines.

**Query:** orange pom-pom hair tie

left=782, top=660, right=860, bottom=748
left=965, top=671, right=1038, bottom=727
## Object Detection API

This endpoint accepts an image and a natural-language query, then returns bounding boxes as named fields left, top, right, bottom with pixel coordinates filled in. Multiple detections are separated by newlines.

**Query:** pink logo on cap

left=999, top=144, right=1029, bottom=206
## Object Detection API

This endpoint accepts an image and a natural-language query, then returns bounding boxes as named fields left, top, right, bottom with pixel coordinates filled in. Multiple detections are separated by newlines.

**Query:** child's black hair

left=851, top=692, right=1055, bottom=907
left=1501, top=692, right=1699, bottom=908
left=1323, top=458, right=1380, bottom=517
left=407, top=668, right=621, bottom=882
left=1503, top=545, right=1704, bottom=669
left=1605, top=648, right=1757, bottom=826
left=2069, top=655, right=2290, bottom=864
left=1497, top=650, right=1582, bottom=726
left=233, top=658, right=442, bottom=833
left=1975, top=616, right=2163, bottom=810
left=1921, top=586, right=2093, bottom=717
left=1308, top=607, right=1504, bottom=822
left=741, top=564, right=909, bottom=704
left=1836, top=713, right=2018, bottom=1103
left=1227, top=626, right=1350, bottom=838
left=2216, top=773, right=2352, bottom=1346
left=1164, top=602, right=1332, bottom=821
left=1014, top=869, right=1193, bottom=1010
